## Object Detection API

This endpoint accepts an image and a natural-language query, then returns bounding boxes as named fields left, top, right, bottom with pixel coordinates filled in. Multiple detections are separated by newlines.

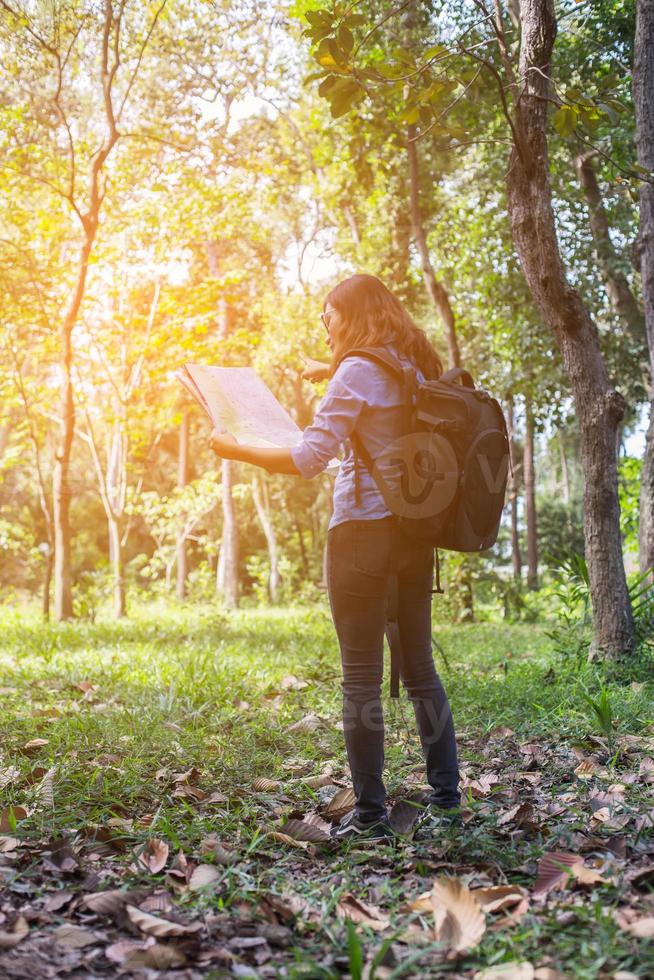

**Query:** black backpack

left=342, top=347, right=512, bottom=552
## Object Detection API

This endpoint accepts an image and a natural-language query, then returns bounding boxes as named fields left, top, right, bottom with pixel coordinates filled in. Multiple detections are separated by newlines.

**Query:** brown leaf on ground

left=487, top=726, right=515, bottom=740
left=300, top=773, right=334, bottom=789
left=189, top=863, right=221, bottom=891
left=252, top=776, right=282, bottom=792
left=172, top=784, right=206, bottom=801
left=22, top=738, right=49, bottom=754
left=615, top=912, right=654, bottom=938
left=200, top=835, right=238, bottom=865
left=105, top=937, right=186, bottom=968
left=53, top=924, right=97, bottom=948
left=286, top=712, right=321, bottom=733
left=279, top=674, right=309, bottom=691
left=533, top=852, right=606, bottom=897
left=324, top=787, right=356, bottom=821
left=430, top=877, right=486, bottom=953
left=472, top=885, right=529, bottom=914
left=302, top=812, right=334, bottom=836
left=336, top=893, right=390, bottom=932
left=0, top=766, right=21, bottom=789
left=279, top=818, right=331, bottom=843
left=126, top=904, right=202, bottom=937
left=0, top=805, right=27, bottom=831
left=0, top=916, right=29, bottom=949
left=203, top=790, right=229, bottom=805
left=574, top=760, right=599, bottom=779
left=42, top=836, right=80, bottom=873
left=37, top=767, right=55, bottom=808
left=0, top=835, right=21, bottom=852
left=638, top=757, right=654, bottom=783
left=533, top=852, right=580, bottom=896
left=389, top=798, right=423, bottom=834
left=172, top=767, right=202, bottom=784
left=133, top=837, right=169, bottom=874
left=474, top=963, right=534, bottom=980
left=81, top=887, right=151, bottom=918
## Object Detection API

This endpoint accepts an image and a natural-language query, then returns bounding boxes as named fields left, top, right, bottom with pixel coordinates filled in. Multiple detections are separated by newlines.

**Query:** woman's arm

left=209, top=431, right=301, bottom=475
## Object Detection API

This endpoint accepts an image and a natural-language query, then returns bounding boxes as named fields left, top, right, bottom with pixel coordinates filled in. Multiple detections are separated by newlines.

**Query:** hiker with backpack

left=209, top=273, right=510, bottom=843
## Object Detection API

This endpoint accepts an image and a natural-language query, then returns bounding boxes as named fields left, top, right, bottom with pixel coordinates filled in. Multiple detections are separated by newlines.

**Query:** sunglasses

left=321, top=310, right=335, bottom=333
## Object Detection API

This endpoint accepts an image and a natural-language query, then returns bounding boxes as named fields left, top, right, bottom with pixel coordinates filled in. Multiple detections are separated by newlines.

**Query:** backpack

left=342, top=347, right=512, bottom=552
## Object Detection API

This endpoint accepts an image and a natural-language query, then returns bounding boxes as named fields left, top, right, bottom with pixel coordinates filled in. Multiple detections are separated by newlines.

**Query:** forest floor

left=0, top=601, right=653, bottom=979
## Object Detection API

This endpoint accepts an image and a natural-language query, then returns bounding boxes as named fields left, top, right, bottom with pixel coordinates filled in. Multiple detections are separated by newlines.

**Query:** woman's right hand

left=299, top=354, right=330, bottom=383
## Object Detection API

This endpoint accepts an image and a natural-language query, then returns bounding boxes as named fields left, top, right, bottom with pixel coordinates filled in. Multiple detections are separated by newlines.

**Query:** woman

left=209, top=274, right=460, bottom=843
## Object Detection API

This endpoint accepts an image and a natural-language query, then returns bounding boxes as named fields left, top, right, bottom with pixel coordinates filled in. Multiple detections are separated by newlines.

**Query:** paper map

left=176, top=363, right=340, bottom=474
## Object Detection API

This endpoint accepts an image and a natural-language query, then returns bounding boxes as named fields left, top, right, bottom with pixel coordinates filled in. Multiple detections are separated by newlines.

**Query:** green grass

left=0, top=599, right=653, bottom=977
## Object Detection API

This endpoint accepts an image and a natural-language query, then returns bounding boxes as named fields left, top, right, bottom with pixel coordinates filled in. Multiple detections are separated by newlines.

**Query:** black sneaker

left=330, top=810, right=397, bottom=843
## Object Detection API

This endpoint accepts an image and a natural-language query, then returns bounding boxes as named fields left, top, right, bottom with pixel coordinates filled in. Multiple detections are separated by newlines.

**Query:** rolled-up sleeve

left=291, top=361, right=366, bottom=478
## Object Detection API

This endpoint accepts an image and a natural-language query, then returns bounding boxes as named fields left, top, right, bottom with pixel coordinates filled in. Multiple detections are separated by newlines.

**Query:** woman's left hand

left=209, top=429, right=239, bottom=459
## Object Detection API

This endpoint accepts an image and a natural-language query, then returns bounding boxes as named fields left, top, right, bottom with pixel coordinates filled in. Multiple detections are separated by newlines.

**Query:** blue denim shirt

left=291, top=341, right=426, bottom=530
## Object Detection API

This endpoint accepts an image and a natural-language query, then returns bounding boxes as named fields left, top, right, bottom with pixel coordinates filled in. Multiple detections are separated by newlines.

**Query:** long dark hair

left=325, top=274, right=443, bottom=380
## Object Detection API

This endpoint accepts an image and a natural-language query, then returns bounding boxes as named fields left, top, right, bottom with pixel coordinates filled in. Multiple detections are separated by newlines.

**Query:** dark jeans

left=326, top=516, right=460, bottom=822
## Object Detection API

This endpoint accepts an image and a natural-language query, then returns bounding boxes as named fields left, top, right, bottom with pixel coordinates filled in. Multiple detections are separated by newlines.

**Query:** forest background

left=0, top=0, right=653, bottom=654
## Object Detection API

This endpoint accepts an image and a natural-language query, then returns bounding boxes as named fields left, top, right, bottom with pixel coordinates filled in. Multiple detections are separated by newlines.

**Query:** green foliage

left=543, top=552, right=592, bottom=664
left=582, top=685, right=616, bottom=754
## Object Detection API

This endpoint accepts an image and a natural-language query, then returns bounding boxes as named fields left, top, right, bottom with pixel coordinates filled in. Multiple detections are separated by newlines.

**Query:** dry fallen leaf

left=37, top=767, right=56, bottom=809
left=430, top=877, right=486, bottom=953
left=616, top=914, right=654, bottom=939
left=279, top=818, right=331, bottom=844
left=286, top=712, right=321, bottom=734
left=475, top=963, right=534, bottom=980
left=0, top=835, right=21, bottom=853
left=533, top=852, right=582, bottom=897
left=188, top=863, right=221, bottom=891
left=53, top=924, right=97, bottom=948
left=267, top=830, right=312, bottom=851
left=0, top=916, right=29, bottom=949
left=252, top=776, right=282, bottom=792
left=473, top=885, right=529, bottom=914
left=638, top=757, right=654, bottom=784
left=336, top=893, right=390, bottom=932
left=325, top=786, right=356, bottom=821
left=0, top=805, right=27, bottom=832
left=200, top=835, right=237, bottom=865
left=81, top=886, right=151, bottom=917
left=134, top=837, right=169, bottom=874
left=126, top=904, right=202, bottom=937
left=22, top=738, right=49, bottom=754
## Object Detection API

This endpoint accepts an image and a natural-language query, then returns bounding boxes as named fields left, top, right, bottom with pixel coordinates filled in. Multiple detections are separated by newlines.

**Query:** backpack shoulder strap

left=338, top=346, right=405, bottom=381
left=439, top=367, right=475, bottom=388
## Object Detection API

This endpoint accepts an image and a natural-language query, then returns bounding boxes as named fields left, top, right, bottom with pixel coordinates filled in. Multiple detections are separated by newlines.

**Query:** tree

left=302, top=0, right=640, bottom=657
left=634, top=0, right=654, bottom=576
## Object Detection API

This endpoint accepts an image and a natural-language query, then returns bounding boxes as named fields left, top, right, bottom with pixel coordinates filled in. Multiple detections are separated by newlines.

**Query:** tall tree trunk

left=176, top=410, right=190, bottom=599
left=524, top=398, right=538, bottom=590
left=559, top=430, right=571, bottom=506
left=207, top=239, right=239, bottom=606
left=42, top=547, right=53, bottom=619
left=216, top=459, right=239, bottom=606
left=108, top=515, right=125, bottom=619
left=106, top=421, right=127, bottom=618
left=574, top=150, right=647, bottom=352
left=507, top=399, right=522, bottom=581
left=505, top=0, right=634, bottom=656
left=407, top=124, right=461, bottom=368
left=252, top=473, right=280, bottom=603
left=635, top=0, right=654, bottom=577
left=53, top=237, right=93, bottom=620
